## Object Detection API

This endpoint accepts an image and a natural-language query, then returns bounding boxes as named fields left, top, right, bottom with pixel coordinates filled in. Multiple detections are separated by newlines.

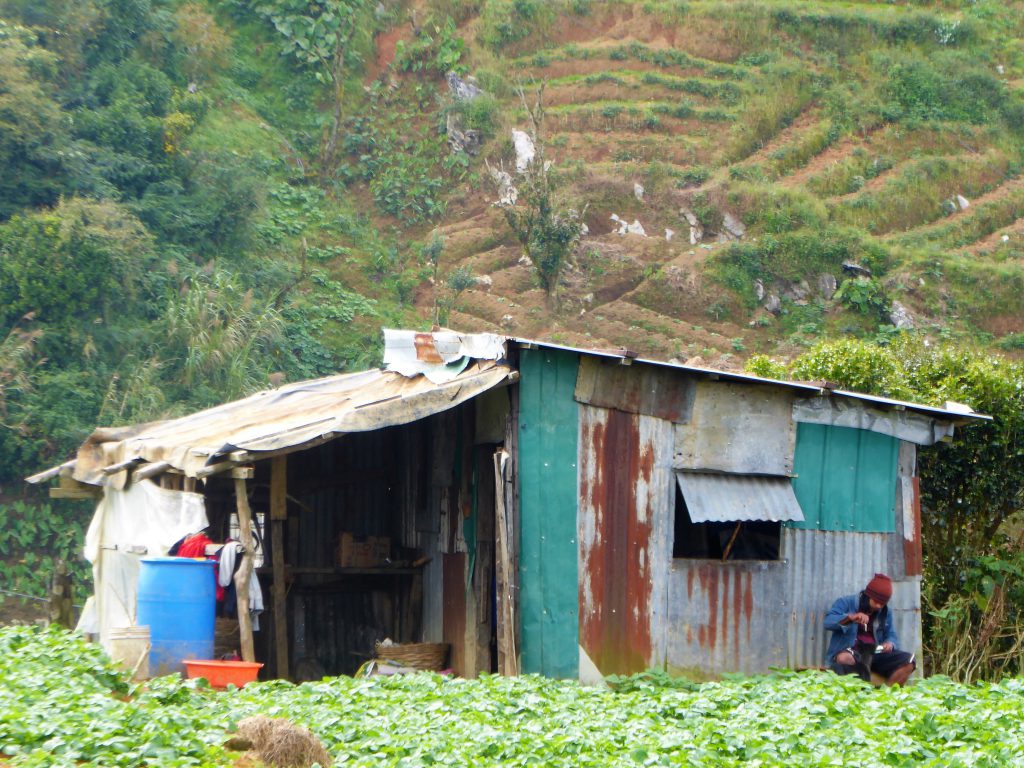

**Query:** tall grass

left=724, top=68, right=815, bottom=162
left=831, top=151, right=1016, bottom=234
left=890, top=181, right=1024, bottom=250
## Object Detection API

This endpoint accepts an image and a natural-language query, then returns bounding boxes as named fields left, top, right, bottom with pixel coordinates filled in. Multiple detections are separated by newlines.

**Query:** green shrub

left=730, top=183, right=828, bottom=233
left=394, top=17, right=466, bottom=75
left=478, top=0, right=552, bottom=52
left=446, top=93, right=502, bottom=139
left=882, top=57, right=1010, bottom=126
left=833, top=276, right=890, bottom=319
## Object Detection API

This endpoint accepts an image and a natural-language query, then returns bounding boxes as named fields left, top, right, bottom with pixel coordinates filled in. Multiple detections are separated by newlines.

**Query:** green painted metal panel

left=790, top=423, right=899, bottom=533
left=518, top=348, right=580, bottom=678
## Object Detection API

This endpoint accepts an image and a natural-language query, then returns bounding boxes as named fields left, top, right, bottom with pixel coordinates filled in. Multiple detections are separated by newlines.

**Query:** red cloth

left=177, top=533, right=214, bottom=558
left=176, top=534, right=224, bottom=600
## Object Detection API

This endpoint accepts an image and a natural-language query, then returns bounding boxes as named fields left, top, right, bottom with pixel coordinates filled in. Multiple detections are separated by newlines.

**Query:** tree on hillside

left=0, top=23, right=67, bottom=218
left=242, top=0, right=369, bottom=180
left=489, top=84, right=585, bottom=304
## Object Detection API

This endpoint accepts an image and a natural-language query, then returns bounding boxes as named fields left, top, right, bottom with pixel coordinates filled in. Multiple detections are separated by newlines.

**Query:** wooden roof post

left=232, top=468, right=256, bottom=663
left=270, top=455, right=289, bottom=680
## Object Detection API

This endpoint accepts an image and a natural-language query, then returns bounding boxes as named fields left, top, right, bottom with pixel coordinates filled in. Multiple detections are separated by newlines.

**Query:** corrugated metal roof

left=512, top=336, right=990, bottom=424
left=677, top=473, right=805, bottom=523
left=59, top=360, right=512, bottom=486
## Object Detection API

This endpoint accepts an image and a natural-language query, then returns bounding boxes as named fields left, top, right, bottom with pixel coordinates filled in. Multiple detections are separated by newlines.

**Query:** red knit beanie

left=864, top=573, right=893, bottom=604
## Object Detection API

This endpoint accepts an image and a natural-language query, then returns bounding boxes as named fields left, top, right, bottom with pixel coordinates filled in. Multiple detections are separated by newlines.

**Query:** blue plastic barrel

left=137, top=557, right=216, bottom=676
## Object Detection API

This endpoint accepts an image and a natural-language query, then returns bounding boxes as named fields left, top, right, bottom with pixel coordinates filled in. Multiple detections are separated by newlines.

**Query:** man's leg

left=830, top=650, right=870, bottom=682
left=872, top=650, right=916, bottom=686
left=886, top=663, right=914, bottom=686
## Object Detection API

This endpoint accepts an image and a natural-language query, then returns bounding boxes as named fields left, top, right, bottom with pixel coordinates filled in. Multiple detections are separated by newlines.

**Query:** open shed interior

left=201, top=387, right=511, bottom=680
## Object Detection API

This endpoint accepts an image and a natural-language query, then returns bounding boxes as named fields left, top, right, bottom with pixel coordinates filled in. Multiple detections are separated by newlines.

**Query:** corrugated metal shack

left=512, top=340, right=988, bottom=680
left=30, top=330, right=988, bottom=682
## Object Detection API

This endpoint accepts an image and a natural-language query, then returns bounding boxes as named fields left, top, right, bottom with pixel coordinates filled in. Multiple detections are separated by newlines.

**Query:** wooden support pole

left=49, top=559, right=74, bottom=629
left=494, top=450, right=518, bottom=676
left=270, top=456, right=289, bottom=680
left=233, top=473, right=256, bottom=663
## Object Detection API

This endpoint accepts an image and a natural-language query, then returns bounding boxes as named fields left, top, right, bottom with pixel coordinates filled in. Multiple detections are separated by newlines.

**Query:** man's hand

left=879, top=641, right=894, bottom=653
left=846, top=612, right=871, bottom=626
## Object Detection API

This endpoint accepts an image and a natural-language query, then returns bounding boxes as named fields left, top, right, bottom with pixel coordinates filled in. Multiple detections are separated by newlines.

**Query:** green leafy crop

left=6, top=626, right=1024, bottom=766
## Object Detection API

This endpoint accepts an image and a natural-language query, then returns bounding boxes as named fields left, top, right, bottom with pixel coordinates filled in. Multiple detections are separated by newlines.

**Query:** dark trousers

left=831, top=647, right=915, bottom=681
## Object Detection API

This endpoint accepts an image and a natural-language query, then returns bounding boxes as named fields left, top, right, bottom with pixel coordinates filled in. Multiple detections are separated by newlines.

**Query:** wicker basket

left=374, top=641, right=449, bottom=671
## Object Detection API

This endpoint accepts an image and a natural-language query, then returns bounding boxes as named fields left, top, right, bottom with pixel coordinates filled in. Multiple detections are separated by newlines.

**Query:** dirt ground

left=0, top=595, right=49, bottom=626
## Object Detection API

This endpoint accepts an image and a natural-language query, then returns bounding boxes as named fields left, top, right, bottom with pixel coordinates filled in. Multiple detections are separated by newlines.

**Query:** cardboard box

left=337, top=532, right=390, bottom=567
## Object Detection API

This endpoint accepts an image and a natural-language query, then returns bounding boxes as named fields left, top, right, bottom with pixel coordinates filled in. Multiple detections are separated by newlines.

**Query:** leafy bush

left=832, top=276, right=890, bottom=320
left=394, top=17, right=466, bottom=76
left=445, top=93, right=502, bottom=140
left=0, top=501, right=92, bottom=604
left=882, top=57, right=1011, bottom=126
left=478, top=0, right=552, bottom=52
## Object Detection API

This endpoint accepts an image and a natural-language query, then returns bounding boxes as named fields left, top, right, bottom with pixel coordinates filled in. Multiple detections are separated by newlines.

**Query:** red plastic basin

left=183, top=659, right=263, bottom=688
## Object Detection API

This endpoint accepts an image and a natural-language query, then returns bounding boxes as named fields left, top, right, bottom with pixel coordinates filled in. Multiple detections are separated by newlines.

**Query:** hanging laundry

left=176, top=533, right=214, bottom=558
left=218, top=540, right=264, bottom=631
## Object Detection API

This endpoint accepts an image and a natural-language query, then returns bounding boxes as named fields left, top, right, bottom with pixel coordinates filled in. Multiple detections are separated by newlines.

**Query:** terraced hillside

left=400, top=0, right=1024, bottom=365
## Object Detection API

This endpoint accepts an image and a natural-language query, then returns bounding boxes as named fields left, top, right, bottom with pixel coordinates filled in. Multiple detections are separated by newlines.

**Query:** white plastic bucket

left=108, top=625, right=151, bottom=680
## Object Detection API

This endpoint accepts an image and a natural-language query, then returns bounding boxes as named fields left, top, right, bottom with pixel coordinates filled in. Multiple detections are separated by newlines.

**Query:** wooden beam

left=50, top=475, right=102, bottom=500
left=25, top=460, right=75, bottom=485
left=195, top=461, right=237, bottom=479
left=270, top=456, right=289, bottom=680
left=230, top=465, right=254, bottom=480
left=102, top=458, right=141, bottom=475
left=49, top=559, right=74, bottom=629
left=50, top=487, right=102, bottom=500
left=233, top=476, right=256, bottom=663
left=133, top=461, right=171, bottom=482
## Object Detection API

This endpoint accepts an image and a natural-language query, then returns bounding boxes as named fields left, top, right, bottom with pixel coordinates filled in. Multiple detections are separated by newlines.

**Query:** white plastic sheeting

left=78, top=480, right=207, bottom=649
left=382, top=329, right=506, bottom=383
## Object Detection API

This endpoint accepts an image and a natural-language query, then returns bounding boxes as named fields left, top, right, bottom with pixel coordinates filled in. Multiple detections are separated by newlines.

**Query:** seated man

left=824, top=573, right=916, bottom=686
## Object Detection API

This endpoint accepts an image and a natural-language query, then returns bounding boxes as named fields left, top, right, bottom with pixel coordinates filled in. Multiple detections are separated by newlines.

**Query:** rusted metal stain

left=579, top=408, right=654, bottom=674
left=904, top=477, right=923, bottom=576
left=413, top=333, right=445, bottom=364
left=689, top=565, right=753, bottom=663
left=667, top=560, right=786, bottom=675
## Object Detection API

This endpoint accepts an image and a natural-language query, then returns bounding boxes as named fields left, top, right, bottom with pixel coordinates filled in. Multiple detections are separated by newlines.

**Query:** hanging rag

left=218, top=541, right=264, bottom=631
left=177, top=532, right=214, bottom=558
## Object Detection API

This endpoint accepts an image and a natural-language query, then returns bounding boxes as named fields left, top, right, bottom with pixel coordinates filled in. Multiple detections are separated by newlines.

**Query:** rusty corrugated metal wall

left=665, top=560, right=787, bottom=675
left=578, top=407, right=674, bottom=675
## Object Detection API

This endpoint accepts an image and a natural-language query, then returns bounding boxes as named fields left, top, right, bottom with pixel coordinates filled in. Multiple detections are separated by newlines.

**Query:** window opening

left=672, top=481, right=781, bottom=561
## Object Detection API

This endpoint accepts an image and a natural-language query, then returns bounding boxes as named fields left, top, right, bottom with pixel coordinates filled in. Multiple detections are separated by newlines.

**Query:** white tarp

left=78, top=480, right=207, bottom=647
left=793, top=396, right=956, bottom=446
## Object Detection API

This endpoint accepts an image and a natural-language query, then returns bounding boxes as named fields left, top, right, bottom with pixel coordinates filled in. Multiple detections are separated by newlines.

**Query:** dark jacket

left=823, top=592, right=898, bottom=665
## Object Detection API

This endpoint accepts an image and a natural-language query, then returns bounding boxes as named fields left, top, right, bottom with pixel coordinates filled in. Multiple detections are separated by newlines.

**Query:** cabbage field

left=2, top=625, right=1024, bottom=767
